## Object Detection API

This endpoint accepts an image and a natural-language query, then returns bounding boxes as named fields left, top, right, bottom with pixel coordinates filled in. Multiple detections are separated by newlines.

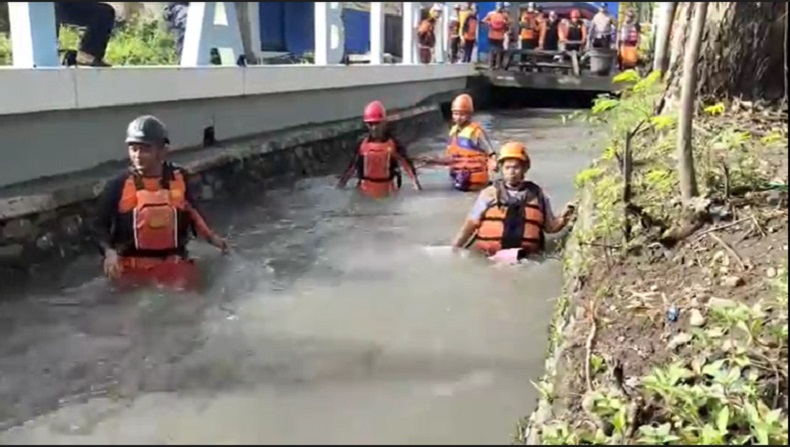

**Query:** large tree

left=666, top=2, right=787, bottom=103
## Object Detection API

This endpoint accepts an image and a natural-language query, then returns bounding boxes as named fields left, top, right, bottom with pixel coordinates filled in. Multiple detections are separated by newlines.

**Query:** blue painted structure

left=257, top=2, right=402, bottom=57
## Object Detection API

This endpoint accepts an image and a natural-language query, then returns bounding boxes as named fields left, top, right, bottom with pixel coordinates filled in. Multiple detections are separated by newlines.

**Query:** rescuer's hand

left=210, top=234, right=230, bottom=253
left=103, top=248, right=122, bottom=279
left=561, top=202, right=577, bottom=221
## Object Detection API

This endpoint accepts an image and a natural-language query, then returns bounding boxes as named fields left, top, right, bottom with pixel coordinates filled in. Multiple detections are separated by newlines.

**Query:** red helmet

left=363, top=100, right=387, bottom=123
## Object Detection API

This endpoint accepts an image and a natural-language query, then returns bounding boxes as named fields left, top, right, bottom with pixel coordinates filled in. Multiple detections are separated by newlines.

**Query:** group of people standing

left=434, top=2, right=643, bottom=71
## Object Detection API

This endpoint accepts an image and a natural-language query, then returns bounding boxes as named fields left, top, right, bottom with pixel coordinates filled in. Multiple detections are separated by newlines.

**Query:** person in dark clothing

left=95, top=115, right=227, bottom=290
left=538, top=10, right=560, bottom=51
left=460, top=4, right=478, bottom=63
left=55, top=2, right=116, bottom=67
left=164, top=2, right=190, bottom=59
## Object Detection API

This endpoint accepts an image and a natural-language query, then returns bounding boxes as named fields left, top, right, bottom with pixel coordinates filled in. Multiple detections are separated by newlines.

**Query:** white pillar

left=471, top=10, right=479, bottom=63
left=436, top=3, right=451, bottom=64
left=8, top=2, right=59, bottom=68
left=370, top=2, right=385, bottom=64
left=247, top=2, right=263, bottom=62
left=181, top=2, right=245, bottom=67
left=401, top=2, right=418, bottom=64
left=314, top=2, right=345, bottom=65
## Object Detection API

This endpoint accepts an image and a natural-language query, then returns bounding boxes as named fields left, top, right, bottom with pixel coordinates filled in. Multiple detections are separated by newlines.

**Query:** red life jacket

left=358, top=138, right=398, bottom=198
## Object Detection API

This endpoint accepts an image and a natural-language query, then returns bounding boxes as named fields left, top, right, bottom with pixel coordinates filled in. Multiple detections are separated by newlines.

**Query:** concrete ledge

left=0, top=64, right=477, bottom=116
left=483, top=70, right=618, bottom=92
left=0, top=104, right=437, bottom=221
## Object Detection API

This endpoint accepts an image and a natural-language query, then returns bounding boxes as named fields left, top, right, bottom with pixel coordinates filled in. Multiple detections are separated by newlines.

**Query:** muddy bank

left=522, top=98, right=788, bottom=444
left=0, top=105, right=442, bottom=272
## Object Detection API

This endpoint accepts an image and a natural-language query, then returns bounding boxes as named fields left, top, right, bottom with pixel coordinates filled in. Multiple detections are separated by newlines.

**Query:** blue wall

left=257, top=3, right=395, bottom=56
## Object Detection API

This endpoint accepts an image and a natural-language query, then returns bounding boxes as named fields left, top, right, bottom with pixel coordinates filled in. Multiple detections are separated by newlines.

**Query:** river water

left=0, top=109, right=596, bottom=444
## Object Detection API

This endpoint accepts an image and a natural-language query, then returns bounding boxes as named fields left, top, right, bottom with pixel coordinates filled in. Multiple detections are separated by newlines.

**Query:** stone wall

left=0, top=105, right=444, bottom=272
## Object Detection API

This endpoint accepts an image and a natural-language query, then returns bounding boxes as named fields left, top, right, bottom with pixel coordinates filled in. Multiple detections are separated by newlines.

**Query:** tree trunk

left=653, top=2, right=678, bottom=75
left=666, top=2, right=787, bottom=104
left=677, top=2, right=707, bottom=202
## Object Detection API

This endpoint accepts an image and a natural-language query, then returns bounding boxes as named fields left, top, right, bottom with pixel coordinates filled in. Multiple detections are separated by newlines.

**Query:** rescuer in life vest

left=618, top=9, right=641, bottom=70
left=449, top=141, right=577, bottom=260
left=418, top=93, right=497, bottom=192
left=336, top=101, right=422, bottom=197
left=94, top=115, right=228, bottom=291
left=483, top=2, right=510, bottom=70
left=518, top=3, right=540, bottom=50
left=559, top=9, right=587, bottom=53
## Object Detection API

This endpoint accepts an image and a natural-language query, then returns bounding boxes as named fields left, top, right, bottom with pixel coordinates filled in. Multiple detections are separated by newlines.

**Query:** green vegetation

left=0, top=20, right=177, bottom=66
left=523, top=70, right=788, bottom=445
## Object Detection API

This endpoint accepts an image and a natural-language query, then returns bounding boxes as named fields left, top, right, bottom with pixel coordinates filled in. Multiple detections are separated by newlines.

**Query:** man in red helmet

left=337, top=101, right=422, bottom=197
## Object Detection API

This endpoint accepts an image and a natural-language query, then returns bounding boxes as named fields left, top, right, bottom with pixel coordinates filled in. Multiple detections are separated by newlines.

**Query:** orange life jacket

left=473, top=180, right=546, bottom=256
left=519, top=12, right=538, bottom=40
left=118, top=172, right=188, bottom=253
left=358, top=138, right=398, bottom=197
left=446, top=122, right=489, bottom=191
left=486, top=11, right=507, bottom=40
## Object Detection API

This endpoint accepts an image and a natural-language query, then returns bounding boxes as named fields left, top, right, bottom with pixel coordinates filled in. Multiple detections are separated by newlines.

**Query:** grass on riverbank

left=0, top=20, right=176, bottom=66
left=525, top=70, right=788, bottom=445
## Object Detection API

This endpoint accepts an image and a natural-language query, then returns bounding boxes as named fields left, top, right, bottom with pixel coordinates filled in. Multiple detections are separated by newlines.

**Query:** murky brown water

left=0, top=109, right=596, bottom=444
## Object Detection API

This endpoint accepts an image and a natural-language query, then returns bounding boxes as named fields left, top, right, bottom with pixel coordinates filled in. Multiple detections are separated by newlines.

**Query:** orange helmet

left=570, top=9, right=581, bottom=19
left=498, top=141, right=530, bottom=163
left=451, top=93, right=474, bottom=113
left=363, top=100, right=387, bottom=123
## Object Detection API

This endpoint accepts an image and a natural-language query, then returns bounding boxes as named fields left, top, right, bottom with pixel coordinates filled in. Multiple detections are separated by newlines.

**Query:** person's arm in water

left=474, top=127, right=499, bottom=174
left=94, top=173, right=127, bottom=257
left=337, top=136, right=363, bottom=188
left=451, top=189, right=494, bottom=248
left=391, top=136, right=422, bottom=190
left=178, top=167, right=227, bottom=251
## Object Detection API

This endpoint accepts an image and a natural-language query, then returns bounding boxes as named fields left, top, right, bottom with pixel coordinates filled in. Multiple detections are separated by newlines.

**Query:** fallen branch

left=708, top=232, right=747, bottom=271
left=692, top=217, right=752, bottom=241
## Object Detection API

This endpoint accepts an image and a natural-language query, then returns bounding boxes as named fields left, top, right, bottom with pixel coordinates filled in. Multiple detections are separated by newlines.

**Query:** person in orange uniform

left=618, top=9, right=641, bottom=70
left=518, top=3, right=540, bottom=50
left=559, top=9, right=587, bottom=52
left=459, top=3, right=479, bottom=63
left=482, top=2, right=509, bottom=69
left=450, top=141, right=576, bottom=260
left=417, top=5, right=442, bottom=64
left=445, top=93, right=497, bottom=192
left=337, top=101, right=422, bottom=197
left=94, top=115, right=228, bottom=291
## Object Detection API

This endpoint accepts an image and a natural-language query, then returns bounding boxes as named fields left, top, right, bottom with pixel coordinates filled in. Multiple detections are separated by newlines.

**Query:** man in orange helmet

left=444, top=93, right=497, bottom=192
left=450, top=141, right=576, bottom=260
left=337, top=101, right=422, bottom=197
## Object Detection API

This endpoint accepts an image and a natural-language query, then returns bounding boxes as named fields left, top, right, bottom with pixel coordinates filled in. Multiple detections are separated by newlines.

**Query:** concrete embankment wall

left=0, top=65, right=473, bottom=188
